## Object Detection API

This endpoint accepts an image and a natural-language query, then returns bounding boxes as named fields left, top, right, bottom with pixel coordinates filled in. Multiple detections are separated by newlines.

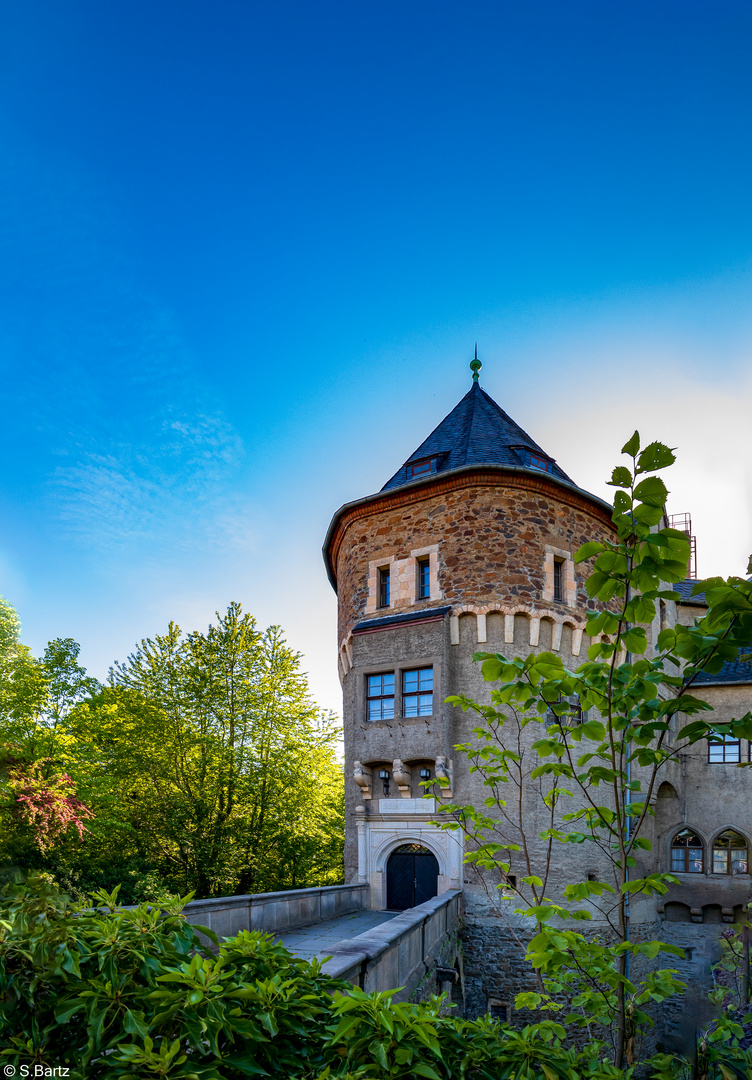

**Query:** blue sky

left=1, top=1, right=751, bottom=714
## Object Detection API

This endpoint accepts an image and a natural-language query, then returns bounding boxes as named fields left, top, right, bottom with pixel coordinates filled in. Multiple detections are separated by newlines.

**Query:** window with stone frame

left=545, top=693, right=588, bottom=728
left=417, top=558, right=431, bottom=599
left=707, top=733, right=742, bottom=763
left=712, top=830, right=748, bottom=875
left=488, top=1000, right=510, bottom=1023
left=366, top=672, right=395, bottom=721
left=543, top=546, right=575, bottom=606
left=402, top=667, right=433, bottom=717
left=377, top=566, right=391, bottom=608
left=671, top=829, right=704, bottom=873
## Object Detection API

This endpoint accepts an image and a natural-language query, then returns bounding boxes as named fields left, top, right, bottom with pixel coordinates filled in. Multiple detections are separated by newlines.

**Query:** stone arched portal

left=386, top=843, right=439, bottom=910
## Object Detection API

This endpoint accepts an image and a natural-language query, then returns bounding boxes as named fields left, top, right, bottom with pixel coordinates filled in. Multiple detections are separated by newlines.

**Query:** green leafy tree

left=438, top=433, right=752, bottom=1067
left=0, top=601, right=98, bottom=873
left=0, top=599, right=343, bottom=901
left=0, top=595, right=48, bottom=745
left=70, top=602, right=344, bottom=897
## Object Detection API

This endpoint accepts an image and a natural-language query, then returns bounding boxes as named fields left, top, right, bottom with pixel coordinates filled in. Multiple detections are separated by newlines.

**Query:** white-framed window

left=366, top=672, right=395, bottom=721
left=402, top=667, right=433, bottom=717
left=708, top=734, right=742, bottom=764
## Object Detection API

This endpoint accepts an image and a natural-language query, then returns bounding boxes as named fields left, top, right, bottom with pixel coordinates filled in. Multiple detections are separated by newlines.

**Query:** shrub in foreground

left=0, top=878, right=749, bottom=1079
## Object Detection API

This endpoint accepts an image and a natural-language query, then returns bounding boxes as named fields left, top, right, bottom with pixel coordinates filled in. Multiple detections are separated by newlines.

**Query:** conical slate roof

left=381, top=380, right=575, bottom=490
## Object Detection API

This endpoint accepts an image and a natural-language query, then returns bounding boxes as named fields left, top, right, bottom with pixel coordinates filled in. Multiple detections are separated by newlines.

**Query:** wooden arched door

left=386, top=843, right=439, bottom=910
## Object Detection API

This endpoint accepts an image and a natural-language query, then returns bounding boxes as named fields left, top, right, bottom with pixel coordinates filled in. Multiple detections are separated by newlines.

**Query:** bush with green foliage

left=0, top=876, right=721, bottom=1080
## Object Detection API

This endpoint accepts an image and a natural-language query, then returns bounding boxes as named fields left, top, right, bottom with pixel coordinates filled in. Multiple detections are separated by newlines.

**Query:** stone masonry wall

left=330, top=470, right=615, bottom=647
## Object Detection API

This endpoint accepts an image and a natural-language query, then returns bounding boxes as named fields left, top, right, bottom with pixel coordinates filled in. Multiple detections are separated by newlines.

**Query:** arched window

left=671, top=829, right=704, bottom=873
left=712, top=830, right=748, bottom=875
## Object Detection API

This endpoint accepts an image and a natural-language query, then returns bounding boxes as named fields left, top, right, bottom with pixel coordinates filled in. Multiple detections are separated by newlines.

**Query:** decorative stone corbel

left=353, top=760, right=372, bottom=800
left=434, top=755, right=453, bottom=799
left=392, top=759, right=412, bottom=798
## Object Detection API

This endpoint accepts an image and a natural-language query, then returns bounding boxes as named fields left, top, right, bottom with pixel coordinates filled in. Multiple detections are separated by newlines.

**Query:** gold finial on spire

left=470, top=343, right=481, bottom=384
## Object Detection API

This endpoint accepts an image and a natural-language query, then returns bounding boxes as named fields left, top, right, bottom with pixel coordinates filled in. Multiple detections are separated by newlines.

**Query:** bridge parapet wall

left=321, top=889, right=462, bottom=1001
left=182, top=883, right=369, bottom=942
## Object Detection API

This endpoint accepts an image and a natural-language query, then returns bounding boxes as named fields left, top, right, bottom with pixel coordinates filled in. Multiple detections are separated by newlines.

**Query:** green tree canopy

left=0, top=600, right=344, bottom=901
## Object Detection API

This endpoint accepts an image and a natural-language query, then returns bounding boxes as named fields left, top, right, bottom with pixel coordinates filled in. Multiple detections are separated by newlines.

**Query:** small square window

left=488, top=999, right=509, bottom=1023
left=367, top=673, right=395, bottom=721
left=402, top=667, right=433, bottom=717
left=378, top=567, right=390, bottom=608
left=409, top=457, right=437, bottom=478
left=708, top=735, right=741, bottom=764
left=529, top=453, right=552, bottom=473
left=417, top=558, right=430, bottom=600
left=545, top=694, right=587, bottom=727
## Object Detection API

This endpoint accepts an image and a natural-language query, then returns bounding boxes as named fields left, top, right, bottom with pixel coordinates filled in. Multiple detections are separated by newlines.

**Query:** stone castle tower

left=323, top=354, right=752, bottom=1029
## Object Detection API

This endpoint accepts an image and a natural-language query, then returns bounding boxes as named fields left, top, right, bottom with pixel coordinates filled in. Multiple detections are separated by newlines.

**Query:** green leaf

left=187, top=923, right=219, bottom=946
left=574, top=541, right=608, bottom=564
left=331, top=1014, right=361, bottom=1042
left=633, top=475, right=668, bottom=508
left=637, top=441, right=676, bottom=473
left=580, top=720, right=606, bottom=741
left=123, top=1009, right=150, bottom=1039
left=633, top=502, right=664, bottom=526
left=621, top=431, right=640, bottom=456
left=412, top=1067, right=442, bottom=1080
left=607, top=466, right=632, bottom=487
left=54, top=999, right=84, bottom=1024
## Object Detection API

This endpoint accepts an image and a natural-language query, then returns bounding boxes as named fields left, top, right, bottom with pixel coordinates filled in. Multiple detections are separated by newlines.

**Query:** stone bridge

left=183, top=883, right=462, bottom=1002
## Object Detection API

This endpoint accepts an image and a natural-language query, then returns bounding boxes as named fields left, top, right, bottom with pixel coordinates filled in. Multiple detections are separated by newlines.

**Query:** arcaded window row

left=671, top=828, right=748, bottom=875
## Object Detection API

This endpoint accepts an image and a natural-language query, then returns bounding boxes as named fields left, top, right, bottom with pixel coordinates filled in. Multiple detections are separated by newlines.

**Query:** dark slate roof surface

left=675, top=580, right=751, bottom=683
left=675, top=579, right=707, bottom=604
left=693, top=651, right=752, bottom=685
left=381, top=382, right=575, bottom=490
left=352, top=606, right=451, bottom=634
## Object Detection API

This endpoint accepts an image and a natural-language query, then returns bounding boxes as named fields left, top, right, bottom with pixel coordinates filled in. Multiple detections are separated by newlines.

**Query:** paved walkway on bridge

left=277, top=909, right=397, bottom=960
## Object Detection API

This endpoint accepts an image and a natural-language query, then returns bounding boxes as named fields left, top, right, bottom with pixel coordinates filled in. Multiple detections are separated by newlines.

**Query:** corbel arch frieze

left=449, top=604, right=586, bottom=654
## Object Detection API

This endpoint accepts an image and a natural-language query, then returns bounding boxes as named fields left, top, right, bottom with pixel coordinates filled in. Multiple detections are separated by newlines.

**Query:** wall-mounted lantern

left=419, top=767, right=431, bottom=782
left=378, top=768, right=390, bottom=796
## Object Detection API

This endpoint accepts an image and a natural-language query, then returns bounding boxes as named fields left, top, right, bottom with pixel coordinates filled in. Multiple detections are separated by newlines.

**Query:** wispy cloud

left=52, top=411, right=249, bottom=553
left=0, top=135, right=251, bottom=559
